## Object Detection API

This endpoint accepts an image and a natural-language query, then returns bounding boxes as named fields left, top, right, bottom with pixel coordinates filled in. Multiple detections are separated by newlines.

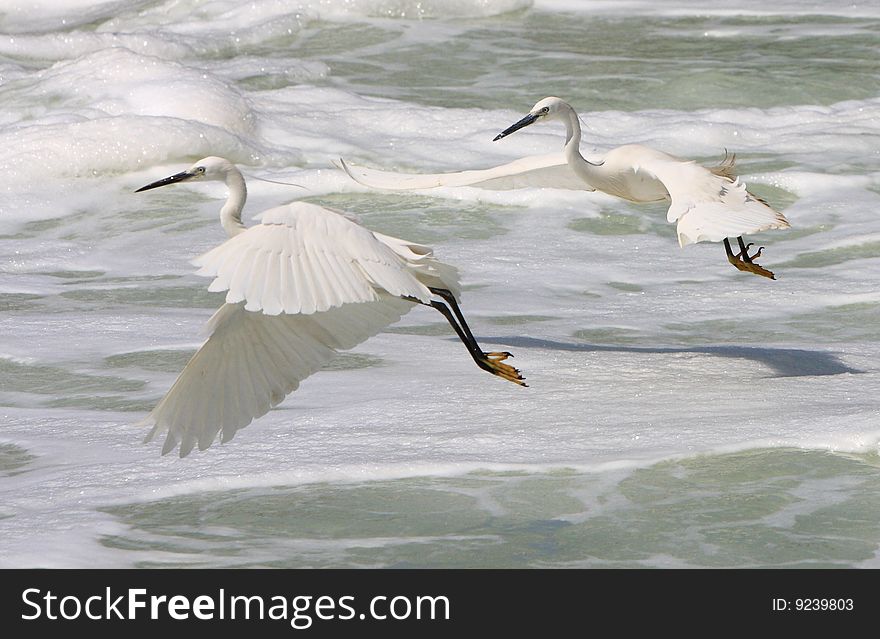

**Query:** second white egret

left=135, top=157, right=525, bottom=457
left=341, top=97, right=791, bottom=279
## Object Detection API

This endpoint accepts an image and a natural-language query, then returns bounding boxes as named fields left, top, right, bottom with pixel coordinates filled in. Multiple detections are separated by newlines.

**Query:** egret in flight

left=135, top=157, right=525, bottom=457
left=340, top=97, right=790, bottom=279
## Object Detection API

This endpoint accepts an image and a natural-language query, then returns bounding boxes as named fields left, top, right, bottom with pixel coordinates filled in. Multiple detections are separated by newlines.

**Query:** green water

left=99, top=448, right=880, bottom=568
left=292, top=13, right=880, bottom=111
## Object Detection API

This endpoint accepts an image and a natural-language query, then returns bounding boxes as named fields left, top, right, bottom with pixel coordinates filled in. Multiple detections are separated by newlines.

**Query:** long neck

left=220, top=167, right=247, bottom=237
left=561, top=105, right=602, bottom=185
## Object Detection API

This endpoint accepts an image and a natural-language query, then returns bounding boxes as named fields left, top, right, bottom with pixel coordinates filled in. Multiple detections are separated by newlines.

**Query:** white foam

left=0, top=48, right=267, bottom=195
left=0, top=30, right=194, bottom=61
left=2, top=0, right=531, bottom=34
left=0, top=0, right=144, bottom=33
left=533, top=0, right=880, bottom=18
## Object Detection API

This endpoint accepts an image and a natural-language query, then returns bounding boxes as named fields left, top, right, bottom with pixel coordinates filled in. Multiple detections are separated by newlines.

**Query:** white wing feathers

left=142, top=201, right=463, bottom=456
left=194, top=201, right=433, bottom=313
left=338, top=153, right=593, bottom=192
left=141, top=296, right=413, bottom=457
left=638, top=158, right=791, bottom=247
left=371, top=231, right=462, bottom=300
left=340, top=150, right=789, bottom=248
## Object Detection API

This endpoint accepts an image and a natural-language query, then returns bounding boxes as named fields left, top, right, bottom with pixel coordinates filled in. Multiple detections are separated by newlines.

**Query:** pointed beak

left=493, top=113, right=539, bottom=141
left=135, top=170, right=194, bottom=192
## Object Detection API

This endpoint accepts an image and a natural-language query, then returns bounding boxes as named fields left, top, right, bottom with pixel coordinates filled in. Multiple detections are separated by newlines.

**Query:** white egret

left=341, top=97, right=791, bottom=279
left=135, top=157, right=525, bottom=457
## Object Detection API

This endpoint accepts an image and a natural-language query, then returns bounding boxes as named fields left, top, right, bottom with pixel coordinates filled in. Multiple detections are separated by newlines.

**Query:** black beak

left=493, top=113, right=539, bottom=141
left=135, top=170, right=194, bottom=192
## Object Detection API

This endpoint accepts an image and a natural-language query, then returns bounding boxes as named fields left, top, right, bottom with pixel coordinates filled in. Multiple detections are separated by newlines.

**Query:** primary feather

left=338, top=153, right=590, bottom=192
left=141, top=295, right=413, bottom=457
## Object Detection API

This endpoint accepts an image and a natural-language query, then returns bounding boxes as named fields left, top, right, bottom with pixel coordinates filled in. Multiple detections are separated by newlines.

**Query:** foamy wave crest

left=0, top=0, right=146, bottom=33
left=1, top=0, right=531, bottom=34
left=317, top=0, right=532, bottom=19
left=162, top=0, right=532, bottom=22
left=34, top=48, right=253, bottom=131
left=533, top=0, right=880, bottom=18
left=0, top=48, right=266, bottom=183
left=1, top=116, right=262, bottom=184
left=0, top=31, right=194, bottom=62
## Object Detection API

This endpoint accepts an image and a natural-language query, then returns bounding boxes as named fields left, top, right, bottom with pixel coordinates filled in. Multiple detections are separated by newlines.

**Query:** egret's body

left=559, top=143, right=677, bottom=203
left=135, top=157, right=524, bottom=457
left=341, top=97, right=790, bottom=278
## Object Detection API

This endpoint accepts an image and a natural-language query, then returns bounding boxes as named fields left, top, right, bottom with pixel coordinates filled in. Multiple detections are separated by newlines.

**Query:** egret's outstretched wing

left=193, top=201, right=433, bottom=315
left=338, top=154, right=593, bottom=191
left=141, top=296, right=413, bottom=457
left=638, top=155, right=790, bottom=247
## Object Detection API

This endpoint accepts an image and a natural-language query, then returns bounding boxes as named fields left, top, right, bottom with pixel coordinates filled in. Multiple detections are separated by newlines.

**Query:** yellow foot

left=728, top=255, right=776, bottom=279
left=485, top=351, right=513, bottom=361
left=728, top=243, right=776, bottom=280
left=480, top=353, right=527, bottom=387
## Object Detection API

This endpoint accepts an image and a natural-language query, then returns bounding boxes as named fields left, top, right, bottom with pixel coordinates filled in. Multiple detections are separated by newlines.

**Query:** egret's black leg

left=403, top=294, right=526, bottom=386
left=428, top=287, right=512, bottom=361
left=429, top=300, right=526, bottom=386
left=428, top=300, right=478, bottom=360
left=736, top=236, right=764, bottom=262
left=724, top=238, right=736, bottom=261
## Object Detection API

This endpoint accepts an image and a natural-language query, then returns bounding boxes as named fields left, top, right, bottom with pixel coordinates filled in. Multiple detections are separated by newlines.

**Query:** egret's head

left=493, top=96, right=569, bottom=141
left=135, top=156, right=234, bottom=192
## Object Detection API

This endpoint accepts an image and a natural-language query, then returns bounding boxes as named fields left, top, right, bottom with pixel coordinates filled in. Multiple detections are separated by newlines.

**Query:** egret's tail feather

left=709, top=149, right=738, bottom=181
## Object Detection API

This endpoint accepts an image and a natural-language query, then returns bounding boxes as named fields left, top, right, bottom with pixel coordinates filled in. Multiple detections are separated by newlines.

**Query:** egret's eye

left=196, top=167, right=206, bottom=174
left=540, top=106, right=550, bottom=114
